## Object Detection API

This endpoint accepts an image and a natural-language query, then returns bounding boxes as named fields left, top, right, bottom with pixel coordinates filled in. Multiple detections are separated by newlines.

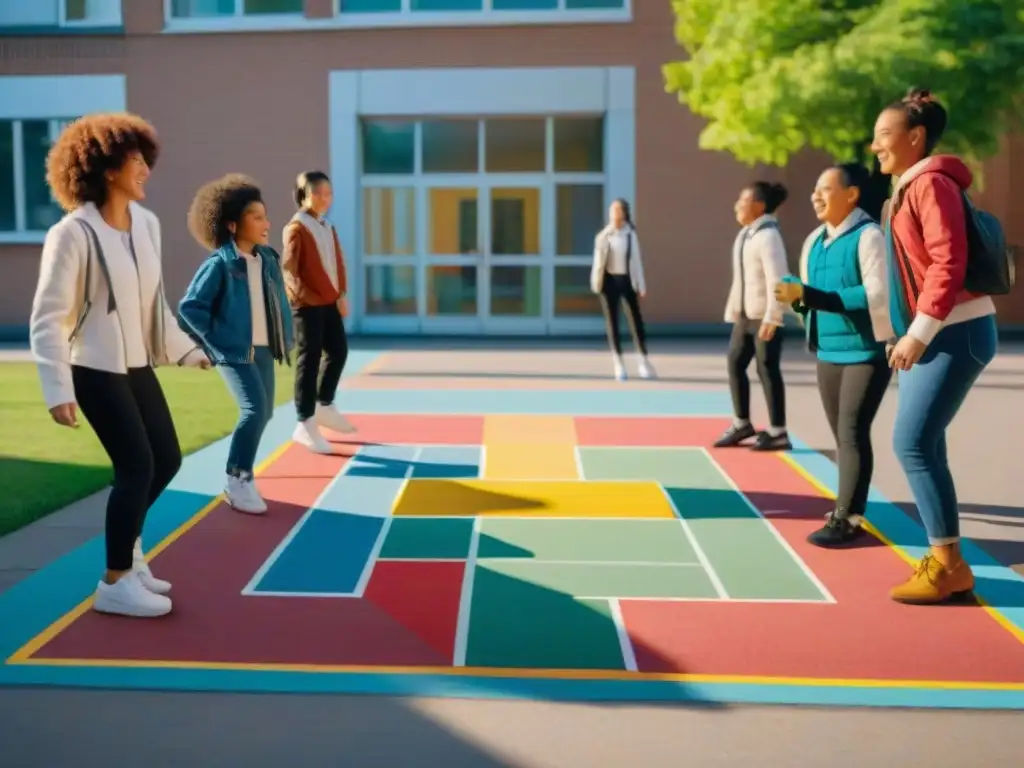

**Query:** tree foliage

left=663, top=0, right=1024, bottom=167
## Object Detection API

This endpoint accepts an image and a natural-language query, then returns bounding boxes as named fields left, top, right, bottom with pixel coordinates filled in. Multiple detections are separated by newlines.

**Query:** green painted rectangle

left=482, top=560, right=717, bottom=599
left=577, top=447, right=731, bottom=488
left=378, top=517, right=474, bottom=559
left=465, top=565, right=625, bottom=669
left=665, top=487, right=827, bottom=601
left=477, top=518, right=697, bottom=563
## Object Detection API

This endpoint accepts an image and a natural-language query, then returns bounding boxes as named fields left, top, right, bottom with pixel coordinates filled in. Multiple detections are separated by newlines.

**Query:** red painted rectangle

left=574, top=417, right=731, bottom=447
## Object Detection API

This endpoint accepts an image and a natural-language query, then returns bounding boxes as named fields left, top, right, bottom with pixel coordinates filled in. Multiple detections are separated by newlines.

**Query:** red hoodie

left=888, top=155, right=994, bottom=344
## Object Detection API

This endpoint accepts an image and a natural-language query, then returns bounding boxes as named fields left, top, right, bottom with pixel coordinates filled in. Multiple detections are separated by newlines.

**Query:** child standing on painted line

left=178, top=174, right=295, bottom=515
left=281, top=170, right=356, bottom=454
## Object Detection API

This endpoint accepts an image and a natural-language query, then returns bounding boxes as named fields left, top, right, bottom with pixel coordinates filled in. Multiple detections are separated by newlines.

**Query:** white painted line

left=609, top=599, right=638, bottom=672
left=452, top=515, right=482, bottom=667
left=700, top=448, right=837, bottom=604
left=481, top=559, right=703, bottom=567
left=572, top=444, right=585, bottom=479
left=478, top=444, right=488, bottom=479
left=659, top=485, right=730, bottom=600
left=240, top=446, right=364, bottom=596
left=353, top=447, right=421, bottom=597
left=578, top=596, right=833, bottom=604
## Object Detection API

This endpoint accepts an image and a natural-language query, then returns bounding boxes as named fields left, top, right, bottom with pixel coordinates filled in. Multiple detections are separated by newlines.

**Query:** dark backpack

left=961, top=194, right=1015, bottom=295
left=889, top=178, right=1015, bottom=297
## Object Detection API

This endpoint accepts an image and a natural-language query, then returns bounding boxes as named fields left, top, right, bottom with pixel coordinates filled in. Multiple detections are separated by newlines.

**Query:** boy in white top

left=716, top=181, right=793, bottom=452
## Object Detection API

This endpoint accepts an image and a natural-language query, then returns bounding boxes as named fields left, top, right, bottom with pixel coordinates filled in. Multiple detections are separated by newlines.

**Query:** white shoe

left=638, top=357, right=657, bottom=380
left=133, top=538, right=171, bottom=595
left=613, top=357, right=627, bottom=381
left=225, top=473, right=268, bottom=515
left=293, top=420, right=333, bottom=454
left=93, top=571, right=172, bottom=618
left=315, top=403, right=357, bottom=434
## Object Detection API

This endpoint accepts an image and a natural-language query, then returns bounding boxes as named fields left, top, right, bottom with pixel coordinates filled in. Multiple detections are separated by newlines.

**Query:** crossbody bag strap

left=67, top=221, right=95, bottom=344
left=888, top=185, right=921, bottom=300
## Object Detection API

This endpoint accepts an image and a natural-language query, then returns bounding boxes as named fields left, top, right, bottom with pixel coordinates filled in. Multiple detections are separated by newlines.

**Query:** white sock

left=768, top=426, right=787, bottom=437
left=733, top=418, right=751, bottom=428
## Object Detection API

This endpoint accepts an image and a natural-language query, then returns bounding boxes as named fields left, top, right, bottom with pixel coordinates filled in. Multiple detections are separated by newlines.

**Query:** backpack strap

left=67, top=219, right=116, bottom=344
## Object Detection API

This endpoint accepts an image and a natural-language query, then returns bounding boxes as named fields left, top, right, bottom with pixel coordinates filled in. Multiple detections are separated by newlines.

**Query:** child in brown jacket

left=282, top=170, right=356, bottom=453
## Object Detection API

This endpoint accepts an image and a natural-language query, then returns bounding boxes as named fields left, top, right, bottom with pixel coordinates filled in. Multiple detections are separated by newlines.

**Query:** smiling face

left=871, top=107, right=925, bottom=176
left=106, top=150, right=150, bottom=202
left=229, top=201, right=270, bottom=248
left=811, top=168, right=859, bottom=227
left=734, top=188, right=763, bottom=227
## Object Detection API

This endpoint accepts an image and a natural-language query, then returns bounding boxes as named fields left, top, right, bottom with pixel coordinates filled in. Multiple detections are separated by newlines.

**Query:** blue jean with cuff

left=219, top=346, right=276, bottom=477
left=892, top=315, right=997, bottom=544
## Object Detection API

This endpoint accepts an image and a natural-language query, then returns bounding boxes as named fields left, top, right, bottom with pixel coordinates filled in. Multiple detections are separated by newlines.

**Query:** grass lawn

left=0, top=362, right=295, bottom=537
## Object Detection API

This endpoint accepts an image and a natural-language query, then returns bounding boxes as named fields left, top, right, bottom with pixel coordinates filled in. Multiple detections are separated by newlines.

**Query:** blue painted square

left=412, top=445, right=481, bottom=479
left=346, top=456, right=411, bottom=478
left=253, top=511, right=384, bottom=594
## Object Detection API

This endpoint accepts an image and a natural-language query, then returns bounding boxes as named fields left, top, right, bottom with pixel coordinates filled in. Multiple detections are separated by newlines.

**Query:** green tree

left=663, top=0, right=1024, bottom=170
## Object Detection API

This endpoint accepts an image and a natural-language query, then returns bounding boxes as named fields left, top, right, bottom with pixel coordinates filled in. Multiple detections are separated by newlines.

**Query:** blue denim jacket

left=177, top=243, right=294, bottom=365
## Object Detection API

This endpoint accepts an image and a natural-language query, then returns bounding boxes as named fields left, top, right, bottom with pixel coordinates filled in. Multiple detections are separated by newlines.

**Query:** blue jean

left=219, top=346, right=276, bottom=476
left=892, top=315, right=997, bottom=543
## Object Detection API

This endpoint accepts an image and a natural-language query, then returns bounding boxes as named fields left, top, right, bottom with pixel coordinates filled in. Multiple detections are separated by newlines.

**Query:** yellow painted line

left=483, top=443, right=579, bottom=480
left=392, top=480, right=675, bottom=518
left=483, top=415, right=576, bottom=445
left=9, top=655, right=1024, bottom=691
left=778, top=453, right=1024, bottom=646
left=7, top=442, right=293, bottom=663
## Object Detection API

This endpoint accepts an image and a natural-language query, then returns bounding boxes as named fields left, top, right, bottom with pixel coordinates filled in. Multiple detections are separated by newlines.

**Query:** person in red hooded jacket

left=873, top=88, right=998, bottom=605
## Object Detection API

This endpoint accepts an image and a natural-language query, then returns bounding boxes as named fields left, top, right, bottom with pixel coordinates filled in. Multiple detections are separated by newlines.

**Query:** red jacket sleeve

left=912, top=173, right=968, bottom=321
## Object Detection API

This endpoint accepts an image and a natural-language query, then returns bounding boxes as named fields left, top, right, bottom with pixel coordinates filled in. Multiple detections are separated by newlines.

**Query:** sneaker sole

left=891, top=589, right=977, bottom=606
left=93, top=600, right=172, bottom=618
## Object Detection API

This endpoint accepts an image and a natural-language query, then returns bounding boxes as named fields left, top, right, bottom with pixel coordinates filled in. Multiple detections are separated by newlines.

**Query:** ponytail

left=294, top=170, right=330, bottom=209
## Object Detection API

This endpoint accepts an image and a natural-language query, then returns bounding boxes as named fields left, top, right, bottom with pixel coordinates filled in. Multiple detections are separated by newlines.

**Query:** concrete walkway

left=1, top=340, right=1022, bottom=766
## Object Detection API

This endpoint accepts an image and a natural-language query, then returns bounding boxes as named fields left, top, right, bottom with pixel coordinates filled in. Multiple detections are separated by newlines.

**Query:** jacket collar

left=824, top=207, right=870, bottom=241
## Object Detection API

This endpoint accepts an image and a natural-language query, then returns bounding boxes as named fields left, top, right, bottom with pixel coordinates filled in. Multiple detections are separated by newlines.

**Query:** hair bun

left=904, top=87, right=934, bottom=105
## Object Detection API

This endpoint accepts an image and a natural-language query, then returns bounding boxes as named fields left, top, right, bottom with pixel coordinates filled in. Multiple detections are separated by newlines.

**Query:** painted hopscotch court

left=2, top=381, right=1024, bottom=709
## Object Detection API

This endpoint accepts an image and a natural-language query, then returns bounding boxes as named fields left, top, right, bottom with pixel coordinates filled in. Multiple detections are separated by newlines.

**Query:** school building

left=1, top=0, right=1021, bottom=339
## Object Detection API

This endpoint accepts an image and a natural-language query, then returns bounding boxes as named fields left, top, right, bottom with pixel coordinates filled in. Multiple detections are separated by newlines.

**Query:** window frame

left=0, top=118, right=71, bottom=244
left=162, top=0, right=629, bottom=33
left=58, top=0, right=122, bottom=27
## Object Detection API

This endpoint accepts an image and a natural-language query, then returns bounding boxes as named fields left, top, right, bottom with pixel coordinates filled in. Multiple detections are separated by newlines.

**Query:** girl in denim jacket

left=178, top=174, right=294, bottom=515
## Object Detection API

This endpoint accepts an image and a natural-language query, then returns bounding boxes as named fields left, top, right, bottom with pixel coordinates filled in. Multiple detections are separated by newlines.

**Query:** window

left=169, top=0, right=302, bottom=18
left=0, top=0, right=121, bottom=27
left=0, top=119, right=71, bottom=237
left=337, top=0, right=626, bottom=18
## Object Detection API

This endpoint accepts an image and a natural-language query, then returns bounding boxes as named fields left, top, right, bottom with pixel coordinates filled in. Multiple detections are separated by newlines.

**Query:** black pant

left=72, top=365, right=182, bottom=571
left=293, top=303, right=348, bottom=421
left=600, top=274, right=647, bottom=356
left=816, top=357, right=892, bottom=518
left=727, top=321, right=786, bottom=428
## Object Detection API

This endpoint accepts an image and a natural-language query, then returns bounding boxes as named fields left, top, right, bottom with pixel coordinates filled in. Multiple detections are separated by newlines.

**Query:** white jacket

left=591, top=224, right=646, bottom=295
left=30, top=202, right=198, bottom=410
left=723, top=215, right=790, bottom=325
left=798, top=208, right=895, bottom=342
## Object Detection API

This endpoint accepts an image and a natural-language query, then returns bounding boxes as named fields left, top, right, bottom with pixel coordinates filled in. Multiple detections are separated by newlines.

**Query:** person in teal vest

left=775, top=163, right=895, bottom=547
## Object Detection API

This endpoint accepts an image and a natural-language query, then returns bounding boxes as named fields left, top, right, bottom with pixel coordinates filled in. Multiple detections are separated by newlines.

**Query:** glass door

left=420, top=180, right=484, bottom=334
left=482, top=182, right=548, bottom=334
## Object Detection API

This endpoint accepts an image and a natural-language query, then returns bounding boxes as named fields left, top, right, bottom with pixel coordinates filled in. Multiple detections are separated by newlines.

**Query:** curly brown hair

left=187, top=173, right=264, bottom=251
left=45, top=112, right=160, bottom=212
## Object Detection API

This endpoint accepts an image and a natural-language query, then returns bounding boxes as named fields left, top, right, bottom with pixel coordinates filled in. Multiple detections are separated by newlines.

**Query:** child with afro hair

left=30, top=112, right=210, bottom=619
left=178, top=174, right=294, bottom=515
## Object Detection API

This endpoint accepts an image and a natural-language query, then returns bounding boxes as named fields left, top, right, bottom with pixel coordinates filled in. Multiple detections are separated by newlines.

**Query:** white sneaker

left=133, top=538, right=171, bottom=595
left=315, top=403, right=357, bottom=434
left=225, top=473, right=268, bottom=515
left=638, top=357, right=657, bottom=380
left=613, top=357, right=627, bottom=381
left=292, top=420, right=333, bottom=454
left=93, top=572, right=172, bottom=618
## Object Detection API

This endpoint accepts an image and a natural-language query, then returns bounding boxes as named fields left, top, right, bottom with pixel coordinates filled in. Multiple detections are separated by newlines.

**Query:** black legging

left=816, top=357, right=892, bottom=517
left=600, top=274, right=647, bottom=356
left=293, top=303, right=348, bottom=422
left=727, top=321, right=786, bottom=428
left=72, top=365, right=182, bottom=571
